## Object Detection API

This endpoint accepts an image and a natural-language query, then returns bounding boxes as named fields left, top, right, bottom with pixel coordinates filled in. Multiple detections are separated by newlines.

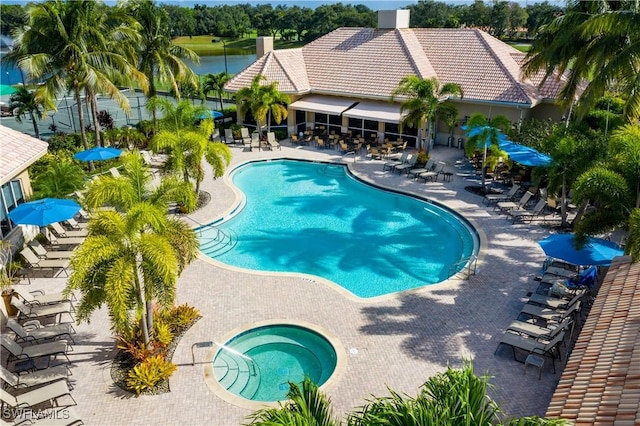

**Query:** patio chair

left=10, top=297, right=74, bottom=324
left=527, top=289, right=585, bottom=310
left=1, top=364, right=71, bottom=390
left=417, top=163, right=445, bottom=182
left=508, top=199, right=547, bottom=223
left=519, top=300, right=582, bottom=323
left=28, top=240, right=74, bottom=260
left=140, top=150, right=164, bottom=169
left=1, top=335, right=71, bottom=367
left=495, top=190, right=533, bottom=215
left=108, top=167, right=121, bottom=178
left=240, top=128, right=252, bottom=145
left=393, top=155, right=417, bottom=174
left=64, top=218, right=88, bottom=230
left=7, top=319, right=76, bottom=345
left=494, top=330, right=566, bottom=373
left=19, top=249, right=69, bottom=278
left=250, top=132, right=261, bottom=151
left=0, top=379, right=76, bottom=411
left=383, top=152, right=410, bottom=172
left=49, top=222, right=87, bottom=238
left=224, top=128, right=234, bottom=145
left=407, top=159, right=434, bottom=178
left=505, top=316, right=573, bottom=341
left=11, top=287, right=73, bottom=307
left=42, top=229, right=84, bottom=248
left=267, top=132, right=281, bottom=150
left=483, top=184, right=520, bottom=206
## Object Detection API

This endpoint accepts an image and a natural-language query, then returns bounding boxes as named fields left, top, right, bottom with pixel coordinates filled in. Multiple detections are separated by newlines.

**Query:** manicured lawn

left=506, top=41, right=531, bottom=53
left=173, top=35, right=304, bottom=55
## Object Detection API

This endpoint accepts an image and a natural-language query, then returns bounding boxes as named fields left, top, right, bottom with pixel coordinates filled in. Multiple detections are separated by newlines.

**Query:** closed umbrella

left=538, top=234, right=624, bottom=266
left=74, top=147, right=122, bottom=162
left=8, top=198, right=81, bottom=227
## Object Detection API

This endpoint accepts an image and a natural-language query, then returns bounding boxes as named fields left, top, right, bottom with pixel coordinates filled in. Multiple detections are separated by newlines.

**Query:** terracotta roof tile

left=546, top=260, right=640, bottom=423
left=226, top=27, right=564, bottom=107
left=0, top=125, right=49, bottom=185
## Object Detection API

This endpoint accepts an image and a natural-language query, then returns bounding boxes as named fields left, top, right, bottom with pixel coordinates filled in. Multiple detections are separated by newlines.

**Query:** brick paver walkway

left=21, top=143, right=564, bottom=425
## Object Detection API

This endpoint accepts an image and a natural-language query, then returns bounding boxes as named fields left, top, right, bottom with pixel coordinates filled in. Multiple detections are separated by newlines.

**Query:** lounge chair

left=28, top=240, right=74, bottom=260
left=64, top=218, right=88, bottom=230
left=108, top=167, right=122, bottom=178
left=393, top=155, right=417, bottom=174
left=7, top=319, right=76, bottom=345
left=1, top=335, right=71, bottom=367
left=267, top=132, right=280, bottom=150
left=0, top=379, right=76, bottom=410
left=527, top=289, right=585, bottom=310
left=406, top=159, right=433, bottom=178
left=10, top=298, right=74, bottom=324
left=42, top=229, right=84, bottom=248
left=506, top=316, right=572, bottom=341
left=250, top=132, right=261, bottom=151
left=12, top=287, right=73, bottom=307
left=494, top=330, right=565, bottom=373
left=417, top=163, right=445, bottom=182
left=383, top=152, right=409, bottom=172
left=484, top=184, right=520, bottom=206
left=240, top=128, right=252, bottom=145
left=19, top=249, right=69, bottom=278
left=224, top=128, right=234, bottom=145
left=519, top=300, right=581, bottom=323
left=495, top=190, right=533, bottom=214
left=140, top=150, right=164, bottom=169
left=509, top=199, right=547, bottom=223
left=49, top=222, right=87, bottom=238
left=0, top=364, right=71, bottom=390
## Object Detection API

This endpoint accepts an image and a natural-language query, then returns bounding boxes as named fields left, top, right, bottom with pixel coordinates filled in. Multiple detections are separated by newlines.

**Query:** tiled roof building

left=226, top=10, right=566, bottom=145
left=546, top=259, right=640, bottom=424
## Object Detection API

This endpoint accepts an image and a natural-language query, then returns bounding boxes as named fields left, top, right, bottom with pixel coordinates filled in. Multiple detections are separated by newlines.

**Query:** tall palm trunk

left=74, top=79, right=94, bottom=171
left=560, top=174, right=568, bottom=227
left=88, top=90, right=102, bottom=147
left=29, top=111, right=41, bottom=140
left=134, top=257, right=150, bottom=347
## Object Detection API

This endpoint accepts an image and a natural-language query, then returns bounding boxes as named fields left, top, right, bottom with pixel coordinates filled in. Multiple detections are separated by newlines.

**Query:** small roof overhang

left=343, top=101, right=405, bottom=123
left=289, top=95, right=357, bottom=115
left=0, top=125, right=49, bottom=186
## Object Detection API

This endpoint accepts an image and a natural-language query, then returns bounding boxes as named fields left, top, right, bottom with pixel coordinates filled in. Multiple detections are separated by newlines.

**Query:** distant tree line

left=1, top=1, right=563, bottom=42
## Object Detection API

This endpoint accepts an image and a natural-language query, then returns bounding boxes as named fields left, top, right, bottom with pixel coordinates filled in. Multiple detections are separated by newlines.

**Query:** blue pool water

left=199, top=160, right=478, bottom=298
left=213, top=324, right=337, bottom=402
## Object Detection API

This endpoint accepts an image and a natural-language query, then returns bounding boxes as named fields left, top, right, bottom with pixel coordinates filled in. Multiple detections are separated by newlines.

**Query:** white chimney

left=378, top=10, right=410, bottom=29
left=256, top=36, right=274, bottom=59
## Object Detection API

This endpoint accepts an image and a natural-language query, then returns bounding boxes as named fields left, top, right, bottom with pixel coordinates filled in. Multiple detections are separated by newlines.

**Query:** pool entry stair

left=318, top=164, right=346, bottom=178
left=198, top=223, right=237, bottom=257
left=214, top=350, right=261, bottom=400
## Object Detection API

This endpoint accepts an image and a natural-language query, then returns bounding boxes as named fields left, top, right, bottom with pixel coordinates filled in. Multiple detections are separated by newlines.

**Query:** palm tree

left=436, top=102, right=459, bottom=147
left=126, top=0, right=199, bottom=121
left=8, top=86, right=46, bottom=140
left=524, top=1, right=640, bottom=123
left=32, top=161, right=85, bottom=199
left=247, top=377, right=340, bottom=426
left=149, top=98, right=232, bottom=193
left=69, top=152, right=198, bottom=345
left=6, top=1, right=146, bottom=163
left=390, top=76, right=463, bottom=153
left=464, top=113, right=511, bottom=190
left=202, top=72, right=231, bottom=113
left=572, top=124, right=640, bottom=260
left=236, top=74, right=290, bottom=136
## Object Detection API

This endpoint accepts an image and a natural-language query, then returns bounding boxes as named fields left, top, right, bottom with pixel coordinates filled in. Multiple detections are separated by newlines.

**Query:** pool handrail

left=448, top=254, right=478, bottom=280
left=213, top=341, right=257, bottom=377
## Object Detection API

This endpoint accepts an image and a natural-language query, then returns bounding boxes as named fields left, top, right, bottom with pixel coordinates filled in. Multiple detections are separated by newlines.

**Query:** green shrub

left=126, top=355, right=176, bottom=395
left=156, top=303, right=200, bottom=333
left=47, top=133, right=83, bottom=152
left=416, top=150, right=430, bottom=167
left=154, top=321, right=173, bottom=347
left=274, top=129, right=287, bottom=141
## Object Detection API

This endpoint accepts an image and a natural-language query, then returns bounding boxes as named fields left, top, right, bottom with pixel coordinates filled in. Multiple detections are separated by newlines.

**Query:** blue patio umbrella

left=507, top=150, right=552, bottom=167
left=197, top=110, right=224, bottom=120
left=74, top=147, right=122, bottom=162
left=8, top=198, right=81, bottom=227
left=538, top=234, right=624, bottom=266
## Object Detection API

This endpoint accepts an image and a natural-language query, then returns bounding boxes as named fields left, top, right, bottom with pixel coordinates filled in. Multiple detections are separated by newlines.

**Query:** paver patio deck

left=13, top=142, right=567, bottom=425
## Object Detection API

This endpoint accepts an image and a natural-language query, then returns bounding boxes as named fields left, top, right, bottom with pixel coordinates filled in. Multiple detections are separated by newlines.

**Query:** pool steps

left=213, top=335, right=337, bottom=399
left=198, top=223, right=237, bottom=257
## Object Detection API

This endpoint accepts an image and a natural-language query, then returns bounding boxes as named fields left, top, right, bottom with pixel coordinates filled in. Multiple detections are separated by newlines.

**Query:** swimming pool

left=199, top=159, right=478, bottom=298
left=213, top=324, right=337, bottom=402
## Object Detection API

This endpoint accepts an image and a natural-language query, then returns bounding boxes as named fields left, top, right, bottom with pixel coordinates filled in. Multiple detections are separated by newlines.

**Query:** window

left=1, top=179, right=25, bottom=239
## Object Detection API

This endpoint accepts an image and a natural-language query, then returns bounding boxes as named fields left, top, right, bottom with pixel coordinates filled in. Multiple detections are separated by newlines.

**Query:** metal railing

left=448, top=255, right=478, bottom=280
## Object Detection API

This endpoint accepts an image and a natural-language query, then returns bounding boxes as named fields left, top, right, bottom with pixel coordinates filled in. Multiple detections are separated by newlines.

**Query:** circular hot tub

left=212, top=323, right=339, bottom=402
